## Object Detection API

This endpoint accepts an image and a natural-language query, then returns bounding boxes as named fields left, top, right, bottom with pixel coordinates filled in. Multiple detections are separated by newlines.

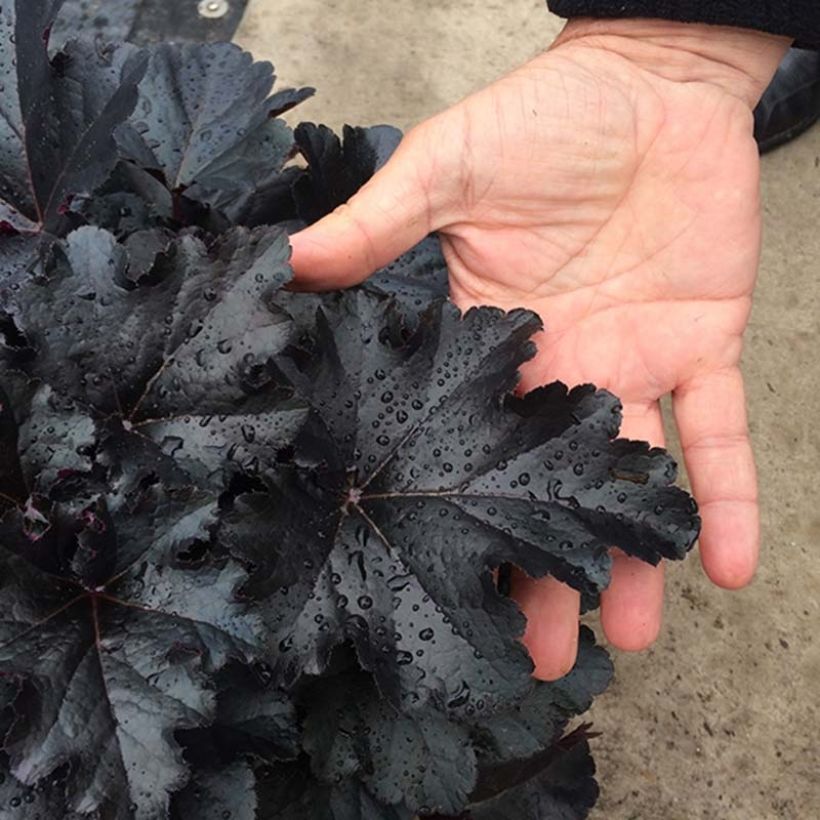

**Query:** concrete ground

left=235, top=2, right=819, bottom=817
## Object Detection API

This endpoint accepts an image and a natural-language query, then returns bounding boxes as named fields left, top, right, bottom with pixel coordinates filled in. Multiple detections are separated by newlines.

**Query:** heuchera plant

left=0, top=1, right=701, bottom=817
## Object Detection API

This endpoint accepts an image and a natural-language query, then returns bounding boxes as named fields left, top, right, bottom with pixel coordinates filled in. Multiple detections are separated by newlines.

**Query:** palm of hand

left=434, top=42, right=759, bottom=403
left=291, top=34, right=770, bottom=679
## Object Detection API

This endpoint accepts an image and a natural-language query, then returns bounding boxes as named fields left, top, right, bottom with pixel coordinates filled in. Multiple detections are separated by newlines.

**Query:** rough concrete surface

left=236, top=2, right=819, bottom=817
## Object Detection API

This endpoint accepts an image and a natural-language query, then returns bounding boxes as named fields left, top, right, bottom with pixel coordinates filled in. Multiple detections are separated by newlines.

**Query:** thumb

left=289, top=132, right=440, bottom=290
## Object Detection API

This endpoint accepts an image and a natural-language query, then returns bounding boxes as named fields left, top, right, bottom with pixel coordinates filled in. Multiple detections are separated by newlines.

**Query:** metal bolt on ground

left=198, top=0, right=229, bottom=19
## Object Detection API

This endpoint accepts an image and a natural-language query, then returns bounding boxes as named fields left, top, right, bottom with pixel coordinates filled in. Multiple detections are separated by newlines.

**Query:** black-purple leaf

left=51, top=0, right=140, bottom=49
left=293, top=630, right=610, bottom=817
left=0, top=484, right=263, bottom=818
left=16, top=385, right=97, bottom=490
left=173, top=670, right=300, bottom=816
left=272, top=237, right=449, bottom=333
left=194, top=662, right=301, bottom=764
left=123, top=227, right=175, bottom=281
left=471, top=627, right=612, bottom=766
left=1, top=224, right=306, bottom=487
left=68, top=186, right=162, bottom=237
left=0, top=381, right=26, bottom=506
left=293, top=123, right=402, bottom=225
left=284, top=122, right=451, bottom=321
left=116, top=43, right=312, bottom=218
left=171, top=761, right=257, bottom=820
left=301, top=670, right=476, bottom=815
left=364, top=235, right=450, bottom=319
left=256, top=760, right=415, bottom=820
left=222, top=292, right=698, bottom=715
left=0, top=0, right=148, bottom=233
left=70, top=494, right=118, bottom=585
left=463, top=734, right=599, bottom=820
left=0, top=755, right=77, bottom=820
left=0, top=234, right=53, bottom=291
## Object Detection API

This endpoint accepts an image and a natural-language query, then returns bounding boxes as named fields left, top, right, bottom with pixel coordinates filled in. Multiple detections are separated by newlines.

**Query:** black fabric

left=547, top=1, right=820, bottom=50
left=754, top=48, right=820, bottom=151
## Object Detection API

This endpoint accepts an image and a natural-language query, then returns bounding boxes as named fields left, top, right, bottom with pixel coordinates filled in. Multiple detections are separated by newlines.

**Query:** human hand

left=289, top=19, right=790, bottom=679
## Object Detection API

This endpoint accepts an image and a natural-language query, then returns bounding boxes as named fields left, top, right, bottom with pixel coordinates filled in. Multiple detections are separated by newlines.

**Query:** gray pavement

left=236, top=3, right=819, bottom=817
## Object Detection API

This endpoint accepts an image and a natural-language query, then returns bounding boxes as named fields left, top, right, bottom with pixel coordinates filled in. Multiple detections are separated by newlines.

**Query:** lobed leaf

left=471, top=627, right=612, bottom=766
left=223, top=292, right=698, bottom=716
left=171, top=761, right=257, bottom=820
left=1, top=224, right=307, bottom=489
left=292, top=123, right=402, bottom=225
left=116, top=43, right=312, bottom=218
left=463, top=734, right=600, bottom=820
left=302, top=671, right=476, bottom=816
left=0, top=485, right=263, bottom=817
left=0, top=0, right=147, bottom=233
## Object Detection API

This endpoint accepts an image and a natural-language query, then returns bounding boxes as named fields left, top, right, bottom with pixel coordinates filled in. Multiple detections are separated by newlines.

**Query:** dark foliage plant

left=0, top=1, right=701, bottom=817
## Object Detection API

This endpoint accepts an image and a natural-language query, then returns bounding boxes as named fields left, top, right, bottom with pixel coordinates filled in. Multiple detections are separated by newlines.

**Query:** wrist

left=551, top=18, right=791, bottom=108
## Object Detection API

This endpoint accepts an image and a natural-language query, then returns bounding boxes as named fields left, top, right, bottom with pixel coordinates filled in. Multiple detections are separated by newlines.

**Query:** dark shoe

left=754, top=48, right=820, bottom=154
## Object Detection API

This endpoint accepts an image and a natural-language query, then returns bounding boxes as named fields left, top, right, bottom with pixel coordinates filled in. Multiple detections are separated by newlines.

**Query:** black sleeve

left=547, top=1, right=820, bottom=49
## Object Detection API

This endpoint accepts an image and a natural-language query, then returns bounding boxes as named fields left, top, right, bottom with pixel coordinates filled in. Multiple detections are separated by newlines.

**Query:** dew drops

left=387, top=573, right=412, bottom=592
left=447, top=680, right=471, bottom=709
